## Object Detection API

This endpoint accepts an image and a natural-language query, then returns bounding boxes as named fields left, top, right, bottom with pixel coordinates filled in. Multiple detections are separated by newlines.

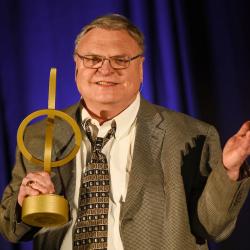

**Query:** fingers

left=23, top=172, right=55, bottom=194
left=247, top=131, right=250, bottom=154
left=18, top=171, right=55, bottom=207
left=223, top=122, right=250, bottom=176
left=236, top=121, right=250, bottom=136
left=18, top=182, right=40, bottom=207
left=238, top=123, right=250, bottom=155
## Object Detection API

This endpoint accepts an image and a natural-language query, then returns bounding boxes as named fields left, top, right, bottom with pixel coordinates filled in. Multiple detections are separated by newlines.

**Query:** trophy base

left=22, top=194, right=69, bottom=227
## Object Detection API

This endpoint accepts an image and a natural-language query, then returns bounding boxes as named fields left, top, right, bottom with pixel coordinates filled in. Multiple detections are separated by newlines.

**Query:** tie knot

left=94, top=137, right=104, bottom=152
left=83, top=119, right=116, bottom=152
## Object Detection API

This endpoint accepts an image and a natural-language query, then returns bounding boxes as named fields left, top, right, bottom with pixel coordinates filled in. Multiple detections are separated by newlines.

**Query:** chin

left=94, top=95, right=119, bottom=103
left=96, top=99, right=118, bottom=105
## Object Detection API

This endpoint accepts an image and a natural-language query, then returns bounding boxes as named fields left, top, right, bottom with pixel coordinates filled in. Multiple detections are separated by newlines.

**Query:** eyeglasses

left=74, top=52, right=142, bottom=69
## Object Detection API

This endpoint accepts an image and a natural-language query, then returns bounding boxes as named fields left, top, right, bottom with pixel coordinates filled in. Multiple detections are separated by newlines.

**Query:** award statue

left=16, top=68, right=82, bottom=227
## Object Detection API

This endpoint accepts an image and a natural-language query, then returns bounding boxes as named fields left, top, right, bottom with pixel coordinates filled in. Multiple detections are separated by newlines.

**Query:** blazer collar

left=52, top=102, right=82, bottom=157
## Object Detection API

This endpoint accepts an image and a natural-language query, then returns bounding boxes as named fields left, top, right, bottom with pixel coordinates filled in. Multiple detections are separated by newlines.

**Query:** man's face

left=74, top=28, right=144, bottom=113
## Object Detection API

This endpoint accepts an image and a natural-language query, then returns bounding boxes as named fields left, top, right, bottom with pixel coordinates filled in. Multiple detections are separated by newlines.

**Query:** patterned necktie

left=73, top=119, right=116, bottom=250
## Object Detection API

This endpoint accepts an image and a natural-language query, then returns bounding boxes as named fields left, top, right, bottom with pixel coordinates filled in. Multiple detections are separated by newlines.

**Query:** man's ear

left=74, top=54, right=78, bottom=81
left=139, top=57, right=144, bottom=83
left=75, top=66, right=78, bottom=82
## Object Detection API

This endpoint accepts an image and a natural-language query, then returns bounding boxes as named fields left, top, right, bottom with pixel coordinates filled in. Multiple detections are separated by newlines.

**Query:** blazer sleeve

left=195, top=125, right=250, bottom=242
left=0, top=147, right=39, bottom=243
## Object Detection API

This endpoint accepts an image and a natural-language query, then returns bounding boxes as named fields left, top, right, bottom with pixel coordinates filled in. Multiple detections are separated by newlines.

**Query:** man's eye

left=85, top=57, right=102, bottom=64
left=114, top=58, right=128, bottom=65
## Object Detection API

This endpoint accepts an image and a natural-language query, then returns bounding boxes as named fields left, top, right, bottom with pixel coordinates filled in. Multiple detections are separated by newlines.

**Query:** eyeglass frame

left=74, top=52, right=143, bottom=70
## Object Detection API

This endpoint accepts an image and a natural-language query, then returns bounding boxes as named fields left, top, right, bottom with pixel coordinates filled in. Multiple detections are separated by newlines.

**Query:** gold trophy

left=17, top=68, right=82, bottom=227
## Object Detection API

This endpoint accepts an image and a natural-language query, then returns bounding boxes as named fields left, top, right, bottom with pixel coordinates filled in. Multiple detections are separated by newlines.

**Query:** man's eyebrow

left=83, top=53, right=130, bottom=58
left=82, top=53, right=101, bottom=56
left=110, top=54, right=130, bottom=58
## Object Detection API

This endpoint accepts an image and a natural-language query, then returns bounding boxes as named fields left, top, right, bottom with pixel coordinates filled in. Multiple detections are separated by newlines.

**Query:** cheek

left=75, top=74, right=83, bottom=90
left=125, top=71, right=142, bottom=90
left=76, top=69, right=93, bottom=86
left=75, top=73, right=90, bottom=96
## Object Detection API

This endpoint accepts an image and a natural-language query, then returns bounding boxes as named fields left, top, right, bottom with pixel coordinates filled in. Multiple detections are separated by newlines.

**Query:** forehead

left=76, top=28, right=141, bottom=55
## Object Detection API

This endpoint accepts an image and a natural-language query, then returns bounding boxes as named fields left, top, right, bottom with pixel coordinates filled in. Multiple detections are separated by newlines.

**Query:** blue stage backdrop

left=0, top=1, right=250, bottom=250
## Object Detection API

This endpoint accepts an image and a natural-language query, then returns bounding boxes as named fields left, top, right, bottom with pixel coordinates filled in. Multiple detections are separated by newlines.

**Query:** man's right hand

left=18, top=171, right=55, bottom=206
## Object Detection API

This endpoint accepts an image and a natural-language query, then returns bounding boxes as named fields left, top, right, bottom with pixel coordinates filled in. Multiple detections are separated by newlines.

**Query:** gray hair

left=74, top=14, right=144, bottom=53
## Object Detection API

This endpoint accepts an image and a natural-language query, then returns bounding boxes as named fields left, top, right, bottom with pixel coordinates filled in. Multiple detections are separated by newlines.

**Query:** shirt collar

left=81, top=94, right=140, bottom=139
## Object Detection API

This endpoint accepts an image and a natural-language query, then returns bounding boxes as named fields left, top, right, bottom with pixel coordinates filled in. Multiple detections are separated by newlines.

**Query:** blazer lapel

left=120, top=98, right=166, bottom=220
left=50, top=103, right=81, bottom=209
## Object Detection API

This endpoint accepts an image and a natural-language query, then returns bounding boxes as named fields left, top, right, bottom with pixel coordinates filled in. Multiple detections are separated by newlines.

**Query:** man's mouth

left=95, top=81, right=117, bottom=86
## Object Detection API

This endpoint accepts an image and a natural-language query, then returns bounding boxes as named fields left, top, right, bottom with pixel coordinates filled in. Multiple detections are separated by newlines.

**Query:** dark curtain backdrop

left=0, top=0, right=250, bottom=250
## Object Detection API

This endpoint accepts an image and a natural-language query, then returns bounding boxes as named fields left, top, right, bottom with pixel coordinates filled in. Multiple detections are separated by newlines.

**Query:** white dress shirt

left=61, top=94, right=140, bottom=249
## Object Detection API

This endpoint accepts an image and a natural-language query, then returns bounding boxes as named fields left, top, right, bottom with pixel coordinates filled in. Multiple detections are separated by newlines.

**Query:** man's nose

left=98, top=59, right=114, bottom=74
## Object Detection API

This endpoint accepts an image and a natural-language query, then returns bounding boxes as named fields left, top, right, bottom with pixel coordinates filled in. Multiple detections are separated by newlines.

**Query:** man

left=0, top=14, right=250, bottom=250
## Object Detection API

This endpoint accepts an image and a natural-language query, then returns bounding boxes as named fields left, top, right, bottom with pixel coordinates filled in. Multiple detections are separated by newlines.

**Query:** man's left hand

left=223, top=121, right=250, bottom=181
